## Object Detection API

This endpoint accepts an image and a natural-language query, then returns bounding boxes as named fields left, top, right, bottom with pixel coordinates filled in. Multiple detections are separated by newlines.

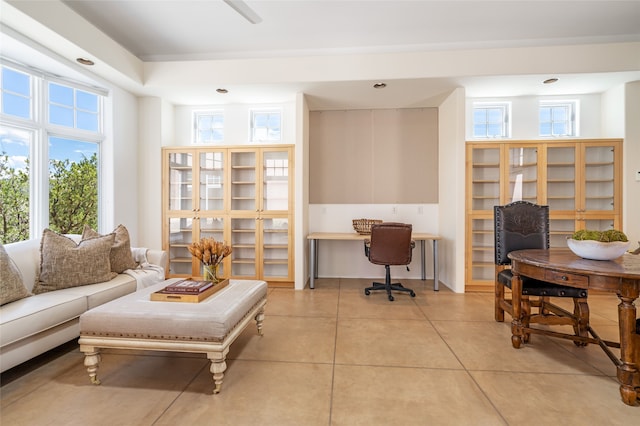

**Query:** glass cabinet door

left=230, top=151, right=257, bottom=212
left=262, top=217, right=289, bottom=279
left=167, top=217, right=194, bottom=276
left=470, top=147, right=501, bottom=211
left=167, top=152, right=193, bottom=211
left=199, top=151, right=225, bottom=211
left=583, top=145, right=615, bottom=212
left=508, top=146, right=537, bottom=203
left=262, top=150, right=289, bottom=212
left=546, top=146, right=576, bottom=212
left=469, top=217, right=495, bottom=282
left=198, top=217, right=227, bottom=277
left=230, top=217, right=257, bottom=277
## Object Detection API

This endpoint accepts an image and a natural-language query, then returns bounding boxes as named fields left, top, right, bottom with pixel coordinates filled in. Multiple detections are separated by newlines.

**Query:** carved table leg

left=510, top=272, right=524, bottom=349
left=617, top=281, right=639, bottom=406
left=83, top=349, right=102, bottom=385
left=255, top=307, right=265, bottom=336
left=208, top=348, right=229, bottom=394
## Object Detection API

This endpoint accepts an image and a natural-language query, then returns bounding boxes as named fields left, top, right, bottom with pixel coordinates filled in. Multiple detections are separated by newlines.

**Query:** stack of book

left=150, top=278, right=229, bottom=303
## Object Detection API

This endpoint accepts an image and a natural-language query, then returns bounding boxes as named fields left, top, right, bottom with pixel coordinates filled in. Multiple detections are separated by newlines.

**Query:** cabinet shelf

left=586, top=179, right=614, bottom=183
left=264, top=244, right=288, bottom=249
left=473, top=180, right=500, bottom=184
left=473, top=163, right=500, bottom=168
left=586, top=162, right=614, bottom=167
left=547, top=162, right=575, bottom=167
left=264, top=259, right=288, bottom=265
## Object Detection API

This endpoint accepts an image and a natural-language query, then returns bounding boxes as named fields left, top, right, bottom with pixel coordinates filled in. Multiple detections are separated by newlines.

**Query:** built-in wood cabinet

left=465, top=139, right=622, bottom=292
left=162, top=145, right=294, bottom=287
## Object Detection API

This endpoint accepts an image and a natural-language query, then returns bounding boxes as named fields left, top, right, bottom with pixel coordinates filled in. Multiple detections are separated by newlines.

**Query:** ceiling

left=3, top=1, right=640, bottom=108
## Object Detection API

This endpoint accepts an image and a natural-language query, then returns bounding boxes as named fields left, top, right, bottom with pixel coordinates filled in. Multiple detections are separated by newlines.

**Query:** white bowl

left=567, top=238, right=630, bottom=261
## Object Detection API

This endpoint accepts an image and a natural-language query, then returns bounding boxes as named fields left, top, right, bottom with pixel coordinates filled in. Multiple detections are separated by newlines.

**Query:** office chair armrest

left=364, top=239, right=371, bottom=257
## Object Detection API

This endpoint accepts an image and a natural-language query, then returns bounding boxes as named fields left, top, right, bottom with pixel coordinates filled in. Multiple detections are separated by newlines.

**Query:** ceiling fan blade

left=223, top=0, right=262, bottom=24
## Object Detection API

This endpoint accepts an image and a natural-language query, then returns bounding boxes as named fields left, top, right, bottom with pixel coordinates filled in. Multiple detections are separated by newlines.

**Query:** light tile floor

left=1, top=278, right=639, bottom=425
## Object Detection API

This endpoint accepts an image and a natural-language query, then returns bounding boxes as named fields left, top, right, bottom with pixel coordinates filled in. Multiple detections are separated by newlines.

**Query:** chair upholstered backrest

left=494, top=201, right=549, bottom=266
left=368, top=222, right=413, bottom=266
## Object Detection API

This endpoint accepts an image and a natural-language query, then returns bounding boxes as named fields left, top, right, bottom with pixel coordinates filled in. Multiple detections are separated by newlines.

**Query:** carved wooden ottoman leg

left=83, top=349, right=102, bottom=385
left=208, top=348, right=229, bottom=394
left=255, top=307, right=265, bottom=336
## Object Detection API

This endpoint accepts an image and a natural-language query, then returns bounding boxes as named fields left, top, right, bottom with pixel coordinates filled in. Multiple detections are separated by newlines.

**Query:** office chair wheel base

left=410, top=291, right=416, bottom=297
left=364, top=289, right=371, bottom=296
left=388, top=295, right=394, bottom=301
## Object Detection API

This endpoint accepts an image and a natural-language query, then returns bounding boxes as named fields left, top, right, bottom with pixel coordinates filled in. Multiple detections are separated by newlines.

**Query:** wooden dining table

left=508, top=248, right=640, bottom=406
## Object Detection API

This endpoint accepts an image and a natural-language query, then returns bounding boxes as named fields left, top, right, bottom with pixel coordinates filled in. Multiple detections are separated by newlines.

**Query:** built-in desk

left=307, top=232, right=441, bottom=290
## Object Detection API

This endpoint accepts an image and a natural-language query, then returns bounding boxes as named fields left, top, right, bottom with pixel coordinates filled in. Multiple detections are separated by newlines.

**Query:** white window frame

left=0, top=59, right=105, bottom=240
left=193, top=110, right=224, bottom=144
left=539, top=100, right=578, bottom=137
left=250, top=109, right=282, bottom=142
left=472, top=102, right=511, bottom=139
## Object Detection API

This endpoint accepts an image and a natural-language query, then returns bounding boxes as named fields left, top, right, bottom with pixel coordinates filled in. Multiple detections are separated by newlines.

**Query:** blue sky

left=1, top=66, right=99, bottom=171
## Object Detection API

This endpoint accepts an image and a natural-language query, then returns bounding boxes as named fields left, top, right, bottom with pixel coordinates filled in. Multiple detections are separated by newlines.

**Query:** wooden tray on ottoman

left=151, top=279, right=229, bottom=303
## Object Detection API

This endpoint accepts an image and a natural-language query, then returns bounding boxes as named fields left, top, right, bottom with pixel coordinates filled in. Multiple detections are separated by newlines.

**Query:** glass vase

left=203, top=264, right=220, bottom=283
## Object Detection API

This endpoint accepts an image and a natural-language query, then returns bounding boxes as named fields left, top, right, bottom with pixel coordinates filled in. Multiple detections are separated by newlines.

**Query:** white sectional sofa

left=1, top=235, right=167, bottom=373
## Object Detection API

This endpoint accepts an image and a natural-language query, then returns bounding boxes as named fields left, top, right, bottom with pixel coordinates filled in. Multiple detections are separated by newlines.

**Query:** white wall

left=623, top=81, right=640, bottom=246
left=108, top=87, right=139, bottom=240
left=295, top=93, right=310, bottom=289
left=136, top=97, right=173, bottom=250
left=438, top=88, right=467, bottom=293
left=601, top=85, right=625, bottom=138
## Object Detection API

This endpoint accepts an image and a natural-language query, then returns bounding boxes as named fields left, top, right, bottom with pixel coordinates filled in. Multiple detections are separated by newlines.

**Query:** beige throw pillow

left=82, top=224, right=137, bottom=273
left=33, top=229, right=117, bottom=294
left=1, top=243, right=31, bottom=305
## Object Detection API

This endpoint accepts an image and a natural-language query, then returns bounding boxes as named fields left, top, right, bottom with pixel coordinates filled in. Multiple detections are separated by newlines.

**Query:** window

left=539, top=101, right=577, bottom=137
left=472, top=102, right=510, bottom=138
left=0, top=62, right=104, bottom=243
left=0, top=126, right=32, bottom=243
left=49, top=82, right=100, bottom=132
left=251, top=110, right=281, bottom=142
left=1, top=67, right=32, bottom=119
left=194, top=111, right=224, bottom=143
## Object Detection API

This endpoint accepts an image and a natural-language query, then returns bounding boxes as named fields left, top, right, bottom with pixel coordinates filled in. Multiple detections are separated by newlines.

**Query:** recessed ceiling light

left=216, top=88, right=228, bottom=94
left=373, top=82, right=387, bottom=89
left=76, top=57, right=94, bottom=66
left=543, top=78, right=558, bottom=84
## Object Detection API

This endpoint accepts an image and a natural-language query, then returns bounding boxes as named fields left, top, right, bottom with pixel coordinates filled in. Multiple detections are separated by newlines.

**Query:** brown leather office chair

left=494, top=201, right=589, bottom=347
left=364, top=222, right=416, bottom=301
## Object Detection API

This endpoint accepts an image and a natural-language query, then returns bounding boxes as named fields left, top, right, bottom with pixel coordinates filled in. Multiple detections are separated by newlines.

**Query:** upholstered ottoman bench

left=78, top=279, right=267, bottom=394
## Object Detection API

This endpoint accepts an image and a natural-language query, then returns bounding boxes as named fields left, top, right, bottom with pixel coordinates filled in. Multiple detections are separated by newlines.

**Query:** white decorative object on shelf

left=567, top=238, right=630, bottom=261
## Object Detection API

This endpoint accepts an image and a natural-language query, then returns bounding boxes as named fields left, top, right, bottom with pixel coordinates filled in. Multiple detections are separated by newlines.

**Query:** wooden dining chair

left=494, top=201, right=590, bottom=347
